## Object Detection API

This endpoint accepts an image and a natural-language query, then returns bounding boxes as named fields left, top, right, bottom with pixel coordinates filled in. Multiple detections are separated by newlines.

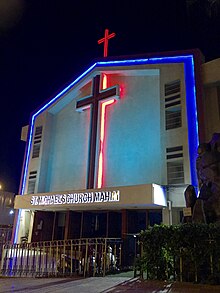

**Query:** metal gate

left=0, top=225, right=13, bottom=260
left=0, top=238, right=122, bottom=277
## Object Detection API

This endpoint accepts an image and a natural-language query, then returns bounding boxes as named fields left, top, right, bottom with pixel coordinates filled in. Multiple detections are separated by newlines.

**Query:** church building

left=13, top=49, right=205, bottom=244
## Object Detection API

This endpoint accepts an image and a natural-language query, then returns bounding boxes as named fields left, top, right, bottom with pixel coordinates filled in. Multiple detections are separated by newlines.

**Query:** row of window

left=165, top=81, right=183, bottom=184
left=28, top=126, right=42, bottom=193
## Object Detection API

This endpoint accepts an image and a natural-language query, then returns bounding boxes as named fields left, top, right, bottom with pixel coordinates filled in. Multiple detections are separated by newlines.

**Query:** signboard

left=14, top=184, right=167, bottom=211
left=183, top=207, right=192, bottom=217
left=30, top=190, right=120, bottom=206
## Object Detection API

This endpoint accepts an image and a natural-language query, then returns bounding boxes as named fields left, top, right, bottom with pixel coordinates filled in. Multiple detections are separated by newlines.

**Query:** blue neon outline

left=184, top=57, right=199, bottom=186
left=14, top=55, right=199, bottom=243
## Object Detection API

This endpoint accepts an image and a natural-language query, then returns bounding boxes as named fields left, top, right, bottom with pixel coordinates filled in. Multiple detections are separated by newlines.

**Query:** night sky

left=0, top=0, right=220, bottom=193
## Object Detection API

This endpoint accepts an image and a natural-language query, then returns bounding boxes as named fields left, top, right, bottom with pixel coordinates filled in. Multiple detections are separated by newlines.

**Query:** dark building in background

left=0, top=191, right=15, bottom=258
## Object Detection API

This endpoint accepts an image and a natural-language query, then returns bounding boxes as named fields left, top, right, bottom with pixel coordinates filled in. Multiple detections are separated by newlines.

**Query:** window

left=32, top=126, right=43, bottom=158
left=167, top=161, right=184, bottom=185
left=165, top=106, right=181, bottom=130
left=166, top=146, right=183, bottom=159
left=165, top=80, right=181, bottom=130
left=166, top=146, right=184, bottom=184
left=32, top=144, right=41, bottom=158
left=27, top=181, right=36, bottom=194
left=165, top=80, right=180, bottom=96
left=35, top=126, right=43, bottom=136
left=27, top=171, right=37, bottom=194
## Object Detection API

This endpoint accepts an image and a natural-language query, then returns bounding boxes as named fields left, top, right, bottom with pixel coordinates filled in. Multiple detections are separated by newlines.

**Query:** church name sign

left=30, top=190, right=120, bottom=206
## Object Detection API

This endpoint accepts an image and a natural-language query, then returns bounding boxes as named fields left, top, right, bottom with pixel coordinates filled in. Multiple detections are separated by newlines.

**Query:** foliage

left=138, top=223, right=220, bottom=284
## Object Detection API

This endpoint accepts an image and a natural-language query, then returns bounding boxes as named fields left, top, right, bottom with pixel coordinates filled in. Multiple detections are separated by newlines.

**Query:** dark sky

left=0, top=0, right=220, bottom=193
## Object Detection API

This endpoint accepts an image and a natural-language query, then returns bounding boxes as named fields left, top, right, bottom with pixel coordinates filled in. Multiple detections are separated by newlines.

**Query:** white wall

left=102, top=74, right=161, bottom=187
left=48, top=99, right=91, bottom=191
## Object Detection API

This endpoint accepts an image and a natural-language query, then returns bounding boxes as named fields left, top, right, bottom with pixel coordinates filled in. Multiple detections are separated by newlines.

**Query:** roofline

left=29, top=48, right=204, bottom=119
left=92, top=48, right=204, bottom=63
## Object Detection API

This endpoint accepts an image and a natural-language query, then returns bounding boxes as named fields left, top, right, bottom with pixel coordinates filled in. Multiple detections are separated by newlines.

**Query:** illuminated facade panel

left=13, top=51, right=201, bottom=244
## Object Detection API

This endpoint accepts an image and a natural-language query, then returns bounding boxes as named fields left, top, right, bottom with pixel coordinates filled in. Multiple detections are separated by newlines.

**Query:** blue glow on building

left=14, top=54, right=199, bottom=243
left=184, top=57, right=199, bottom=187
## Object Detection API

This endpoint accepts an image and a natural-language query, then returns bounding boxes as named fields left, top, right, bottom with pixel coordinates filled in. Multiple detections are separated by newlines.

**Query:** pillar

left=121, top=209, right=127, bottom=239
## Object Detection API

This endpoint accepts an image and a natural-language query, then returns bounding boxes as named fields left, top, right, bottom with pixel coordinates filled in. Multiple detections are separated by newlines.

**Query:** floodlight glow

left=153, top=184, right=167, bottom=206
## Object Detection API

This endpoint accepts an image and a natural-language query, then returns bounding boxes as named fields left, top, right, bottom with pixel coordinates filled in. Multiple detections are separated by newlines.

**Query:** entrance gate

left=0, top=238, right=122, bottom=277
left=0, top=225, right=13, bottom=260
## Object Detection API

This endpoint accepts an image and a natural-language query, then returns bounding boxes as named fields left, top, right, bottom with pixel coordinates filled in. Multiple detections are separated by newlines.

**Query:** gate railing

left=0, top=225, right=13, bottom=260
left=0, top=238, right=122, bottom=278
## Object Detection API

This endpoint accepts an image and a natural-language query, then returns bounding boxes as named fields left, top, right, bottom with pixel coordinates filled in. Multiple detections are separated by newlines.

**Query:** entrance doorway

left=123, top=209, right=162, bottom=267
left=32, top=209, right=162, bottom=242
left=81, top=211, right=122, bottom=238
left=82, top=212, right=107, bottom=238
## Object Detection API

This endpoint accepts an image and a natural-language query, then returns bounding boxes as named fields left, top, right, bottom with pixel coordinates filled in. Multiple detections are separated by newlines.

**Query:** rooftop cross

left=76, top=75, right=119, bottom=189
left=98, top=29, right=116, bottom=57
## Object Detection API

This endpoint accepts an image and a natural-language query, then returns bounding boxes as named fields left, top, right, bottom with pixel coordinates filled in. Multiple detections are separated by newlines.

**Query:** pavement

left=107, top=278, right=220, bottom=292
left=1, top=274, right=220, bottom=293
left=0, top=276, right=131, bottom=293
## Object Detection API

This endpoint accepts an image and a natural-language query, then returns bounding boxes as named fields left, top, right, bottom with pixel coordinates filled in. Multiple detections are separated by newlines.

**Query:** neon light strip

left=14, top=55, right=199, bottom=243
left=184, top=57, right=199, bottom=187
left=97, top=74, right=115, bottom=188
left=97, top=100, right=115, bottom=188
left=102, top=73, right=108, bottom=90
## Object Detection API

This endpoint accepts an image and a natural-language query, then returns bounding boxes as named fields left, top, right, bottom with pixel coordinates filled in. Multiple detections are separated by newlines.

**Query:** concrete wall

left=102, top=73, right=161, bottom=187
left=202, top=59, right=220, bottom=142
left=47, top=98, right=90, bottom=191
left=0, top=191, right=15, bottom=225
left=202, top=58, right=220, bottom=86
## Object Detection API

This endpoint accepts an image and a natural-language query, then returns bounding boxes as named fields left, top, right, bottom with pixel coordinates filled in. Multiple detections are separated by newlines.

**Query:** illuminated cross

left=76, top=75, right=119, bottom=189
left=98, top=29, right=116, bottom=57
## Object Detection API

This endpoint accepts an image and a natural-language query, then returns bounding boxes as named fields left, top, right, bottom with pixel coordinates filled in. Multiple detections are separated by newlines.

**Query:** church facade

left=13, top=50, right=204, bottom=244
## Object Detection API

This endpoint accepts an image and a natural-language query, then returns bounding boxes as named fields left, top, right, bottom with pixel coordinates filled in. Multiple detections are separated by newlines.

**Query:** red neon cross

left=98, top=29, right=116, bottom=57
left=76, top=75, right=119, bottom=189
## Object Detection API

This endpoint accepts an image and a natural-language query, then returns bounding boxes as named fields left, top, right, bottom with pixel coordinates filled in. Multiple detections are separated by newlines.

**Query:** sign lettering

left=30, top=190, right=120, bottom=206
